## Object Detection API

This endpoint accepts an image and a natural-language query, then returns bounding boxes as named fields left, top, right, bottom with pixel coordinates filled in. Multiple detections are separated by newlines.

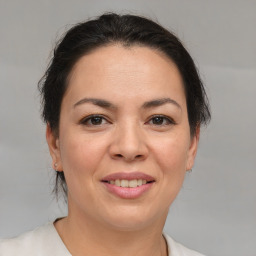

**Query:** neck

left=55, top=208, right=168, bottom=256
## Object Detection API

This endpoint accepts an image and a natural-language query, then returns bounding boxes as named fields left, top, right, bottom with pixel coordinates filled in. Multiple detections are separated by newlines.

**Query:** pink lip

left=103, top=183, right=154, bottom=199
left=101, top=172, right=155, bottom=199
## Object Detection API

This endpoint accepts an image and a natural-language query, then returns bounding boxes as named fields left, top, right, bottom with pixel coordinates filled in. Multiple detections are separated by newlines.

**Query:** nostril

left=112, top=153, right=146, bottom=161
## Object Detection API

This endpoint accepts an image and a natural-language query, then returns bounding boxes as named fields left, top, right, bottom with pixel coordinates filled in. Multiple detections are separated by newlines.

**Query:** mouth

left=101, top=172, right=155, bottom=199
left=102, top=179, right=154, bottom=188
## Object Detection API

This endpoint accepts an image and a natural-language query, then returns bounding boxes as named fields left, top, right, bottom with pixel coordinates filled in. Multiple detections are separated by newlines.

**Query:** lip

left=101, top=172, right=155, bottom=199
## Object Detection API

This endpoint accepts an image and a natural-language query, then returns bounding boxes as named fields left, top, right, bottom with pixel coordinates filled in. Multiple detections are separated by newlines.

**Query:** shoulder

left=164, top=233, right=206, bottom=256
left=0, top=223, right=70, bottom=256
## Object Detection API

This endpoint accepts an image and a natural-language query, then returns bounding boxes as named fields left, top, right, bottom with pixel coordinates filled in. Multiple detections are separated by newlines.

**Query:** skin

left=46, top=45, right=199, bottom=256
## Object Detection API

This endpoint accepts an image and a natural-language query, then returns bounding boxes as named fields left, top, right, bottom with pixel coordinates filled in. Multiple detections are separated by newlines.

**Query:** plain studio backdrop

left=0, top=1, right=255, bottom=255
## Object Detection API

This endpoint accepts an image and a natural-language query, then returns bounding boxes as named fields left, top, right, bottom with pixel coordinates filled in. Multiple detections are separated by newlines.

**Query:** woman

left=0, top=13, right=210, bottom=255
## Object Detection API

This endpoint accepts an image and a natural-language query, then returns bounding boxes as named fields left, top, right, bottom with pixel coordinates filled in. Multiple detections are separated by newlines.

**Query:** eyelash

left=80, top=115, right=109, bottom=126
left=80, top=114, right=175, bottom=127
left=146, top=115, right=176, bottom=126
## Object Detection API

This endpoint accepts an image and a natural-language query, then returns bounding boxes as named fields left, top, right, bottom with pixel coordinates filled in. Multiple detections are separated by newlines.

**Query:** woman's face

left=47, top=45, right=199, bottom=230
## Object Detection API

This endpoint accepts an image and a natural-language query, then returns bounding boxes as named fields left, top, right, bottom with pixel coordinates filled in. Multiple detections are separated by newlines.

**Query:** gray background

left=0, top=1, right=255, bottom=255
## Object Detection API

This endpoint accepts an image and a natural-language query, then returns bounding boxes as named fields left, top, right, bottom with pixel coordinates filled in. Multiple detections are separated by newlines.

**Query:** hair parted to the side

left=38, top=12, right=211, bottom=199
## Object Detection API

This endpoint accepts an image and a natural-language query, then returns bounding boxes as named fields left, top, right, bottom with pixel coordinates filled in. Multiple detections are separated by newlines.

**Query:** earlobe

left=186, top=126, right=200, bottom=171
left=46, top=124, right=63, bottom=172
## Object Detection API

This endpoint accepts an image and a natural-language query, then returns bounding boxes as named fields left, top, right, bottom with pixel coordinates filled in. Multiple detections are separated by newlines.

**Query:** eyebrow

left=142, top=98, right=181, bottom=110
left=74, top=98, right=116, bottom=109
left=73, top=97, right=181, bottom=110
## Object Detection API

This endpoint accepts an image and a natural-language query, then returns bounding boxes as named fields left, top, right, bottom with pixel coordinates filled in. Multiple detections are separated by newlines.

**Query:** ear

left=186, top=126, right=200, bottom=171
left=46, top=123, right=63, bottom=172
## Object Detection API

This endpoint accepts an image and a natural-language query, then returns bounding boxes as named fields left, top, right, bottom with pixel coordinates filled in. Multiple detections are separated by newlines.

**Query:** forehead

left=65, top=45, right=185, bottom=105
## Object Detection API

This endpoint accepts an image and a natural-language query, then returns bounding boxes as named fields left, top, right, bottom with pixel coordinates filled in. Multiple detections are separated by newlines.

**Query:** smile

left=101, top=172, right=155, bottom=199
left=104, top=179, right=151, bottom=188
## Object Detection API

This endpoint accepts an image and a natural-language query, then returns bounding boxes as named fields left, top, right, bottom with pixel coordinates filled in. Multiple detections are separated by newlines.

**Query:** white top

left=0, top=223, right=205, bottom=256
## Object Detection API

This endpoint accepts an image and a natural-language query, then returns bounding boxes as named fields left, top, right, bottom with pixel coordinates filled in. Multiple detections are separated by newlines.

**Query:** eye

left=80, top=115, right=109, bottom=126
left=147, top=115, right=175, bottom=126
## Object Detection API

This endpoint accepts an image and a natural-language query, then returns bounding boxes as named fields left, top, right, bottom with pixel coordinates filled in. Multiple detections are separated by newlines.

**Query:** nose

left=109, top=122, right=149, bottom=162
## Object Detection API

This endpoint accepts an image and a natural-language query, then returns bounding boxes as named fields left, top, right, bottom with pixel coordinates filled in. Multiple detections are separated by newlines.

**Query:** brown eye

left=152, top=116, right=164, bottom=125
left=148, top=115, right=175, bottom=126
left=90, top=116, right=103, bottom=125
left=81, top=115, right=108, bottom=126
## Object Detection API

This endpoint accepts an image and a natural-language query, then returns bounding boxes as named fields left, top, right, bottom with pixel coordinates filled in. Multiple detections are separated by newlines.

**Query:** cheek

left=152, top=133, right=190, bottom=174
left=158, top=136, right=189, bottom=202
left=59, top=133, right=108, bottom=185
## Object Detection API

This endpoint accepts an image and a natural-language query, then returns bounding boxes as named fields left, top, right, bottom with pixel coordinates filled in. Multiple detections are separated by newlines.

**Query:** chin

left=100, top=205, right=167, bottom=232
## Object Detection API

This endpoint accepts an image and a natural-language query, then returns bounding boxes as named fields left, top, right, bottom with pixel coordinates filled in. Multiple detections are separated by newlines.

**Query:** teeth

left=120, top=180, right=128, bottom=187
left=129, top=180, right=137, bottom=188
left=115, top=179, right=121, bottom=186
left=109, top=179, right=148, bottom=188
